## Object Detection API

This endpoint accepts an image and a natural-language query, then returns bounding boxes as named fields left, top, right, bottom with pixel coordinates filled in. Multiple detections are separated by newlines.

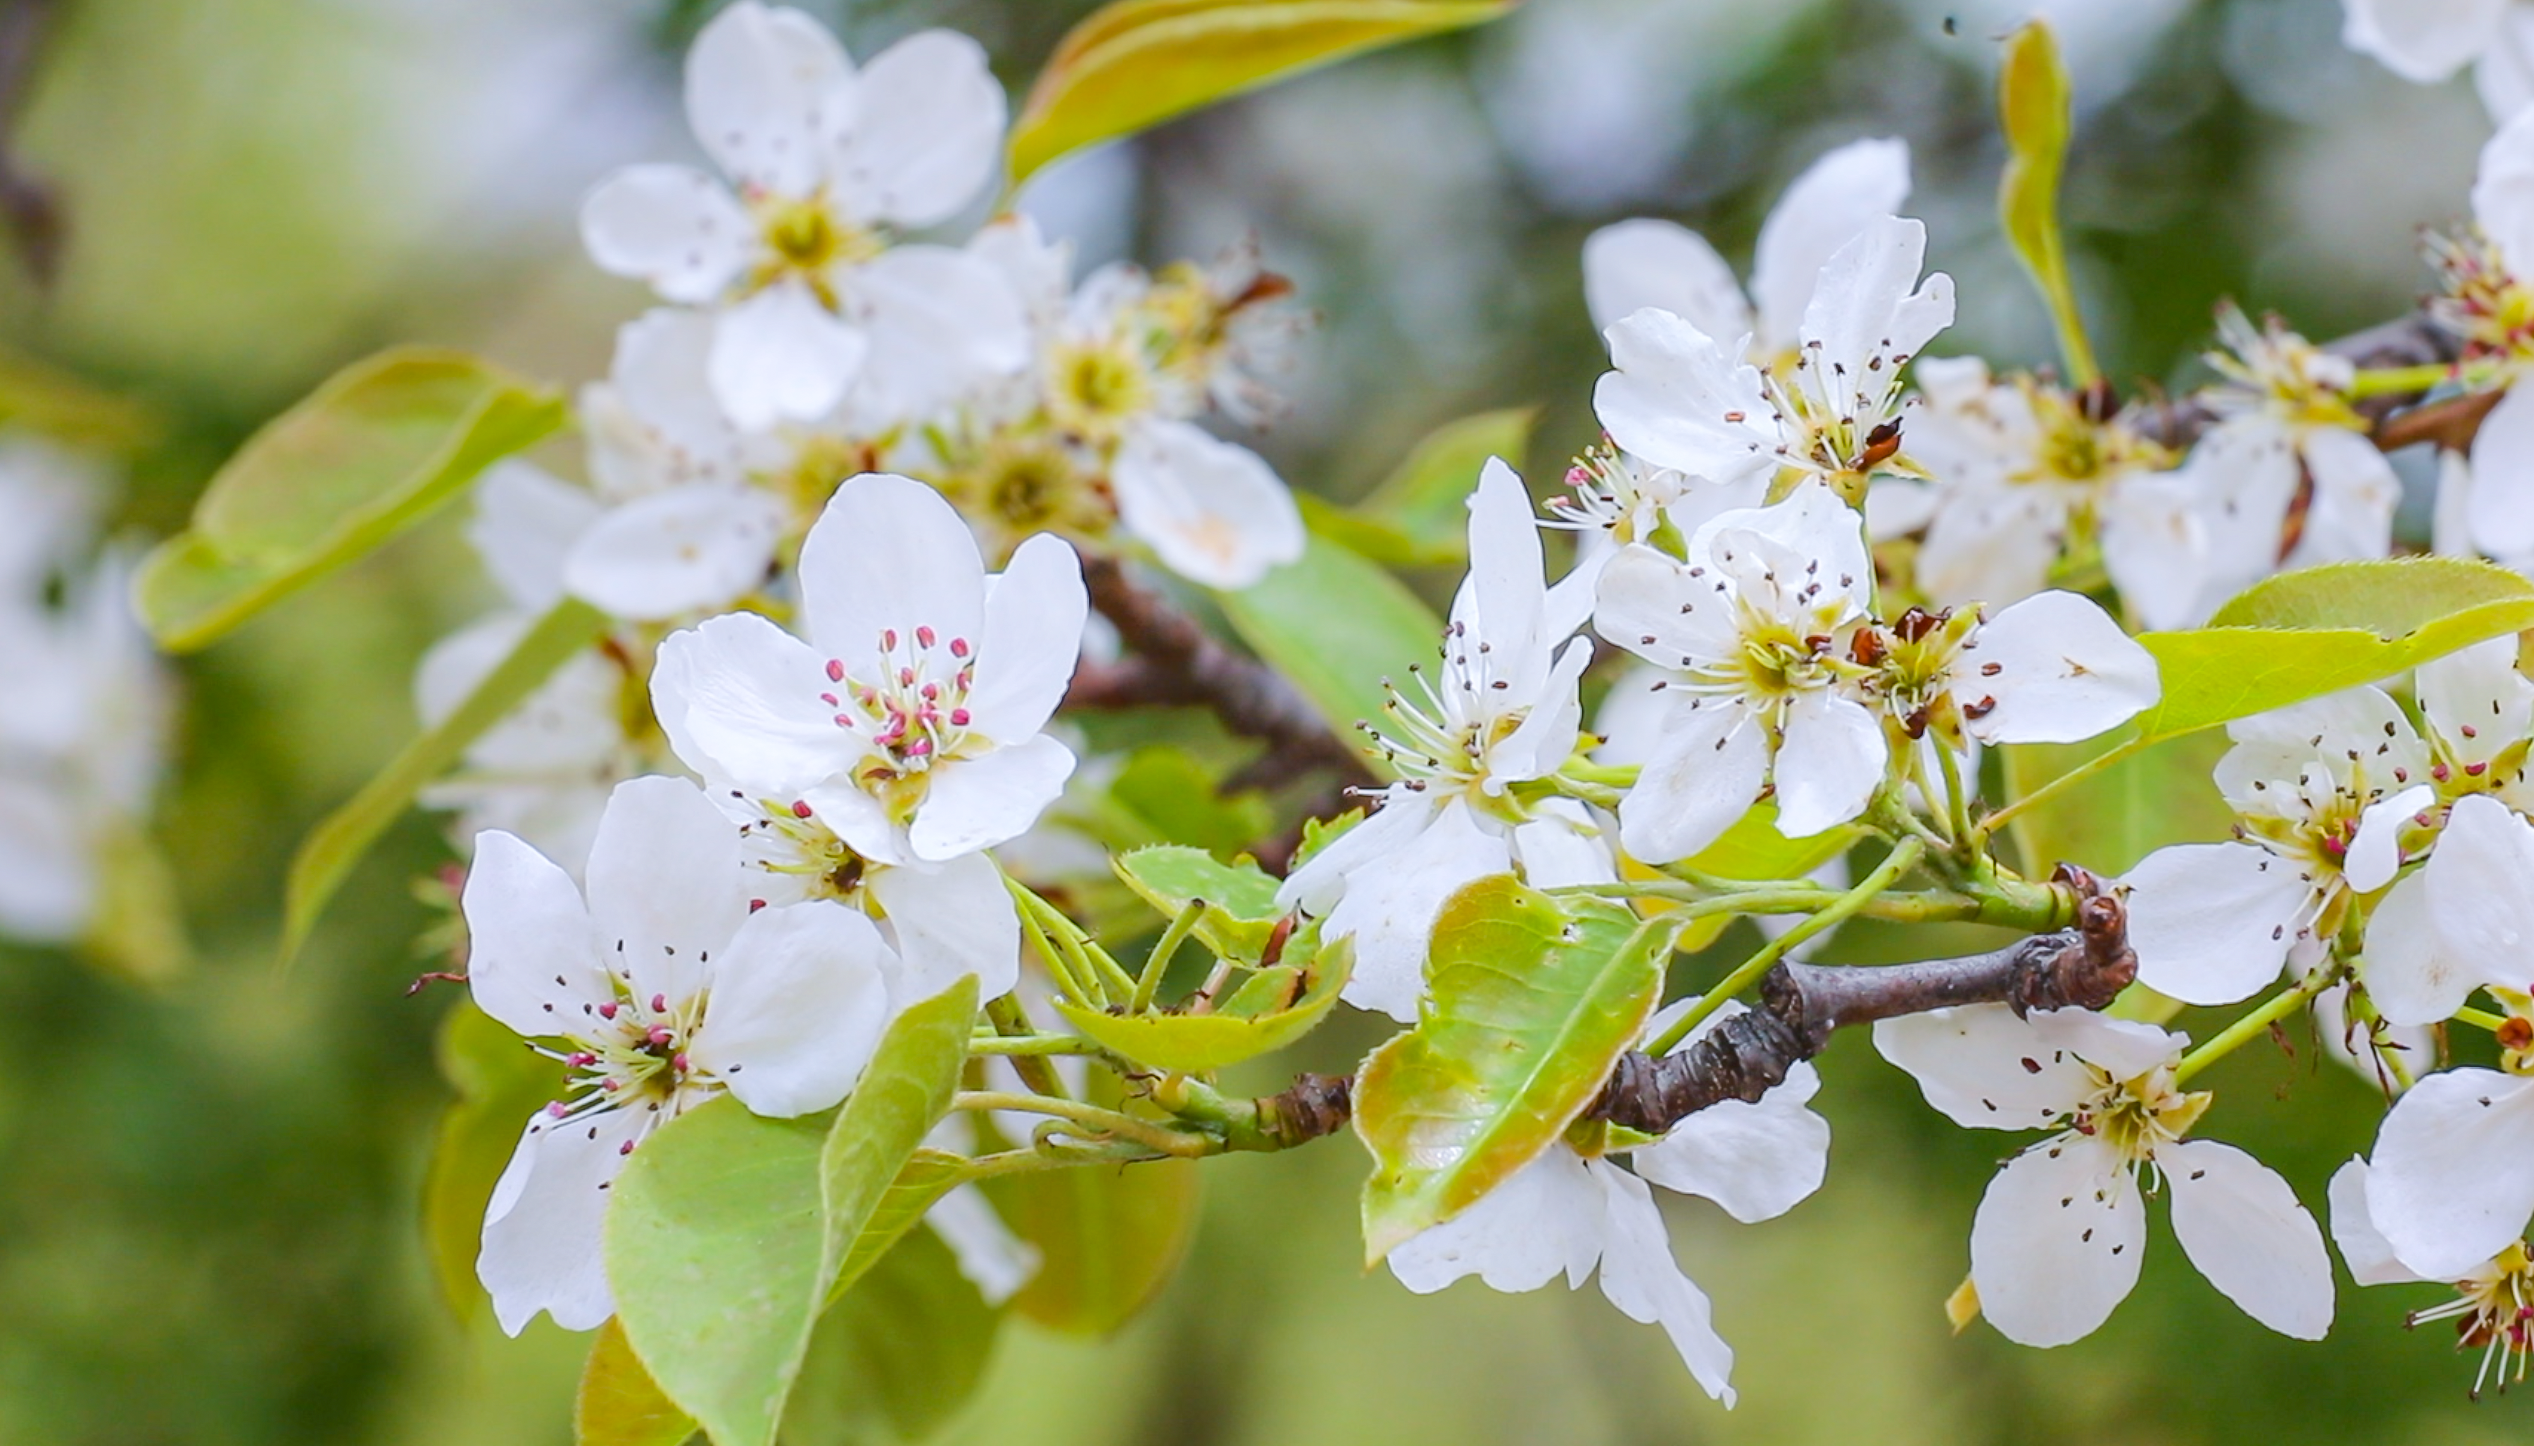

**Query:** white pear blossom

left=651, top=472, right=1086, bottom=1000
left=467, top=775, right=899, bottom=1335
left=2342, top=0, right=2534, bottom=121
left=2125, top=688, right=2429, bottom=1006
left=2364, top=1055, right=2534, bottom=1285
left=419, top=464, right=647, bottom=873
left=1589, top=480, right=1883, bottom=864
left=1278, top=459, right=1597, bottom=1020
left=2332, top=1156, right=2534, bottom=1396
left=1594, top=214, right=1954, bottom=499
left=1388, top=997, right=1832, bottom=1404
left=1582, top=137, right=1911, bottom=360
left=2432, top=110, right=2534, bottom=562
left=1869, top=590, right=2162, bottom=754
left=1878, top=1004, right=2333, bottom=1346
left=579, top=3, right=1024, bottom=428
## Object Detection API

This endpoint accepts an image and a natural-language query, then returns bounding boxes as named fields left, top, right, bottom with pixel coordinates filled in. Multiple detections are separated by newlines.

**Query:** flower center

left=2430, top=227, right=2534, bottom=368
left=537, top=975, right=718, bottom=1149
left=736, top=796, right=874, bottom=904
left=1047, top=339, right=1156, bottom=441
left=2409, top=1243, right=2534, bottom=1399
left=1366, top=621, right=1534, bottom=806
left=2069, top=1064, right=2206, bottom=1168
left=744, top=190, right=882, bottom=306
left=817, top=626, right=984, bottom=818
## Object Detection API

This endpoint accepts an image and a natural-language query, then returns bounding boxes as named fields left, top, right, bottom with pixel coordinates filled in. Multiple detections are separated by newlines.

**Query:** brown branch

left=1072, top=555, right=1374, bottom=788
left=1243, top=870, right=2136, bottom=1148
left=0, top=0, right=59, bottom=285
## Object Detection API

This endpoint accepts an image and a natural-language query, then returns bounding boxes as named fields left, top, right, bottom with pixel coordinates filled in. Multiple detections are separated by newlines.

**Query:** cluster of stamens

left=532, top=966, right=718, bottom=1154
left=2427, top=226, right=2534, bottom=366
left=2067, top=1062, right=2205, bottom=1173
left=1771, top=335, right=1914, bottom=480
left=824, top=626, right=978, bottom=779
left=2205, top=306, right=2364, bottom=432
left=2409, top=1244, right=2534, bottom=1399
left=1362, top=619, right=1531, bottom=799
left=1548, top=441, right=1678, bottom=542
left=743, top=187, right=882, bottom=307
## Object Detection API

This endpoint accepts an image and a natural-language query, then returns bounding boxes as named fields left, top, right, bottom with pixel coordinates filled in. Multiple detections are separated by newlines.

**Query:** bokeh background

left=0, top=0, right=2513, bottom=1441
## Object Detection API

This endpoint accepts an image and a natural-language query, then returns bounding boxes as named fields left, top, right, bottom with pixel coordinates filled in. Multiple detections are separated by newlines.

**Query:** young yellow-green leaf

left=1214, top=533, right=1441, bottom=780
left=606, top=980, right=974, bottom=1446
left=0, top=344, right=159, bottom=452
left=421, top=999, right=563, bottom=1322
left=2003, top=730, right=2233, bottom=878
left=781, top=1230, right=999, bottom=1446
left=1355, top=878, right=1672, bottom=1262
left=1107, top=746, right=1273, bottom=853
left=1112, top=844, right=1285, bottom=960
left=1009, top=0, right=1517, bottom=184
left=2135, top=602, right=2534, bottom=742
left=604, top=1100, right=833, bottom=1446
left=1052, top=934, right=1353, bottom=1072
left=576, top=1319, right=696, bottom=1446
left=79, top=817, right=194, bottom=985
left=825, top=1149, right=970, bottom=1306
left=1354, top=407, right=1536, bottom=559
left=2206, top=554, right=2534, bottom=635
left=987, top=1072, right=1201, bottom=1336
left=281, top=596, right=609, bottom=966
left=818, top=979, right=978, bottom=1284
left=134, top=347, right=567, bottom=650
left=1996, top=20, right=2096, bottom=388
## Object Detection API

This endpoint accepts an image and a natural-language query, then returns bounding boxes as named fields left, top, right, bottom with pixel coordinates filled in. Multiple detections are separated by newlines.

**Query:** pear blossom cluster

left=0, top=434, right=165, bottom=947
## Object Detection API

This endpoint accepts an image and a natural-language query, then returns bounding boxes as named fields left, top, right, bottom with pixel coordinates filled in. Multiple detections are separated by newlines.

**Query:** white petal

left=870, top=850, right=1020, bottom=1002
left=590, top=308, right=750, bottom=497
left=1591, top=541, right=1738, bottom=666
left=564, top=484, right=785, bottom=621
left=1958, top=591, right=2160, bottom=745
left=1276, top=787, right=1428, bottom=917
left=2417, top=635, right=2534, bottom=769
left=579, top=164, right=749, bottom=303
left=1630, top=1060, right=1829, bottom=1223
left=0, top=777, right=92, bottom=941
left=583, top=776, right=749, bottom=1007
left=1464, top=457, right=1552, bottom=670
left=1590, top=1160, right=1737, bottom=1406
left=693, top=900, right=896, bottom=1116
left=463, top=829, right=610, bottom=1038
left=1873, top=1003, right=2094, bottom=1131
left=2326, top=1157, right=2426, bottom=1287
left=685, top=0, right=850, bottom=195
left=2423, top=793, right=2534, bottom=997
left=2344, top=0, right=2508, bottom=82
left=924, top=1185, right=1040, bottom=1305
left=1328, top=798, right=1512, bottom=1022
left=1594, top=309, right=1780, bottom=488
left=1915, top=483, right=2071, bottom=609
left=2367, top=1068, right=2534, bottom=1278
left=2434, top=447, right=2480, bottom=560
left=470, top=462, right=601, bottom=611
left=965, top=533, right=1087, bottom=745
left=1771, top=688, right=1885, bottom=840
left=2163, top=1138, right=2333, bottom=1339
left=1388, top=1146, right=1603, bottom=1294
left=712, top=281, right=868, bottom=429
left=846, top=245, right=1030, bottom=423
left=798, top=473, right=987, bottom=664
left=1750, top=137, right=1911, bottom=357
left=831, top=30, right=1005, bottom=228
left=2362, top=876, right=2474, bottom=1031
left=2099, top=468, right=2218, bottom=631
left=1581, top=218, right=1750, bottom=342
left=2479, top=7, right=2534, bottom=119
left=2473, top=384, right=2534, bottom=560
left=2480, top=95, right=2534, bottom=273
left=2026, top=1007, right=2190, bottom=1081
left=1590, top=662, right=1673, bottom=768
left=1795, top=215, right=1953, bottom=401
left=1617, top=698, right=1769, bottom=865
left=908, top=734, right=1076, bottom=861
left=1509, top=798, right=1615, bottom=889
left=2289, top=426, right=2400, bottom=566
left=2123, top=842, right=2310, bottom=1006
left=478, top=1104, right=650, bottom=1335
left=1969, top=1134, right=2145, bottom=1348
left=1110, top=420, right=1304, bottom=589
left=2344, top=782, right=2433, bottom=894
left=1486, top=638, right=1592, bottom=787
left=652, top=610, right=859, bottom=797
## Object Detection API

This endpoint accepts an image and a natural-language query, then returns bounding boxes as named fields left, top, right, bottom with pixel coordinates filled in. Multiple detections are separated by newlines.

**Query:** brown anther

left=2498, top=1016, right=2534, bottom=1052
left=1858, top=418, right=1904, bottom=470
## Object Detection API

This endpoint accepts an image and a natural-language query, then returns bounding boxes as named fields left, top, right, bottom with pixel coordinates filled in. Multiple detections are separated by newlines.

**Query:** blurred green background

left=0, top=0, right=2514, bottom=1440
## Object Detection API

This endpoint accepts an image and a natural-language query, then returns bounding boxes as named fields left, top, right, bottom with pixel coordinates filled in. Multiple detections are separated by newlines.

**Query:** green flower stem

left=2348, top=361, right=2485, bottom=399
left=1934, top=741, right=1978, bottom=864
left=2172, top=967, right=2341, bottom=1085
left=1644, top=836, right=1927, bottom=1056
left=952, top=1090, right=1211, bottom=1158
left=1009, top=882, right=1098, bottom=1006
left=1977, top=732, right=2147, bottom=844
left=1133, top=899, right=1206, bottom=1014
left=967, top=1032, right=1109, bottom=1057
left=958, top=1139, right=1167, bottom=1181
left=983, top=994, right=1072, bottom=1098
left=1009, top=878, right=1138, bottom=1004
left=2455, top=1005, right=2510, bottom=1032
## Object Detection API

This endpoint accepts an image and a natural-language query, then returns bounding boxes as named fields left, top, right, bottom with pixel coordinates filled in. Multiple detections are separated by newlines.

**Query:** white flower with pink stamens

left=651, top=472, right=1086, bottom=1000
left=466, top=775, right=897, bottom=1335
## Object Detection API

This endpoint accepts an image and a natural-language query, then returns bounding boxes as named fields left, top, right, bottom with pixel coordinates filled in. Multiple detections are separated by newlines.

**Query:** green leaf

left=1107, top=747, right=1272, bottom=854
left=1214, top=533, right=1441, bottom=780
left=281, top=596, right=609, bottom=966
left=825, top=1150, right=969, bottom=1306
left=0, top=344, right=159, bottom=452
left=1354, top=407, right=1536, bottom=559
left=2003, top=730, right=2234, bottom=878
left=1051, top=934, right=1353, bottom=1072
left=1112, top=845, right=1285, bottom=960
left=421, top=999, right=564, bottom=1322
left=134, top=347, right=567, bottom=650
left=1652, top=802, right=1858, bottom=951
left=607, top=981, right=975, bottom=1446
left=2205, top=554, right=2534, bottom=635
left=987, top=1073, right=1201, bottom=1336
left=1354, top=878, right=1670, bottom=1261
left=577, top=1319, right=696, bottom=1446
left=1996, top=20, right=2096, bottom=388
left=1008, top=0, right=1517, bottom=184
left=780, top=1230, right=999, bottom=1446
